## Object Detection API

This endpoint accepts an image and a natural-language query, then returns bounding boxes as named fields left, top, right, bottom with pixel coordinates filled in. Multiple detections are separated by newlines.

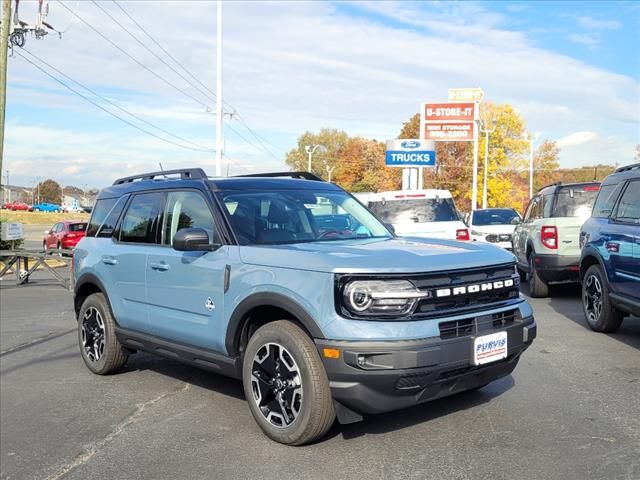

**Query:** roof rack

left=233, top=171, right=325, bottom=182
left=615, top=163, right=640, bottom=173
left=539, top=181, right=562, bottom=191
left=113, top=168, right=207, bottom=185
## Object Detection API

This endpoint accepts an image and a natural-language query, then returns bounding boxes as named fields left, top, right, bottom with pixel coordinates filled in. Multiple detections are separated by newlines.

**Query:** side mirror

left=510, top=217, right=522, bottom=225
left=386, top=223, right=396, bottom=235
left=173, top=228, right=218, bottom=251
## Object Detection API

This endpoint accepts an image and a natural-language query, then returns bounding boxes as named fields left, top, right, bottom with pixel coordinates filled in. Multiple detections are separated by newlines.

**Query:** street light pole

left=479, top=120, right=497, bottom=209
left=526, top=133, right=534, bottom=199
left=305, top=144, right=320, bottom=172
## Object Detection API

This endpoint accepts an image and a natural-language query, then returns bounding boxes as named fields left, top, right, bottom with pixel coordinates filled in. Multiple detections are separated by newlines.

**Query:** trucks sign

left=385, top=139, right=436, bottom=167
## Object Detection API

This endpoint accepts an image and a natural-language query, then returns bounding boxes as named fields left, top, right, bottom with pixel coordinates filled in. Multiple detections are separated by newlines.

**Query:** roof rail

left=113, top=168, right=207, bottom=185
left=615, top=163, right=640, bottom=173
left=539, top=181, right=562, bottom=191
left=233, top=171, right=325, bottom=182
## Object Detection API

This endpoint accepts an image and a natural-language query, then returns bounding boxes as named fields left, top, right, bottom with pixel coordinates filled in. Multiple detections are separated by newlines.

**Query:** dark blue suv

left=580, top=164, right=640, bottom=332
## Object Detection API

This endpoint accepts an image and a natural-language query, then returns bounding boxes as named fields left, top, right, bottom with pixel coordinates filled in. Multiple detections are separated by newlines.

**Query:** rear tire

left=528, top=254, right=549, bottom=298
left=242, top=320, right=335, bottom=445
left=77, top=293, right=128, bottom=375
left=582, top=264, right=624, bottom=333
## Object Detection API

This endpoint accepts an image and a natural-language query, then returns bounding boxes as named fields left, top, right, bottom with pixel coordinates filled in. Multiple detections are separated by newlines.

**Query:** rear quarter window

left=592, top=183, right=624, bottom=218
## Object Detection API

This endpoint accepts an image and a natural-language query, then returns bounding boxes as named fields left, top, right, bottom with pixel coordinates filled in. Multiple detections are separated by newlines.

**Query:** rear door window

left=119, top=193, right=164, bottom=244
left=367, top=198, right=458, bottom=223
left=552, top=184, right=600, bottom=217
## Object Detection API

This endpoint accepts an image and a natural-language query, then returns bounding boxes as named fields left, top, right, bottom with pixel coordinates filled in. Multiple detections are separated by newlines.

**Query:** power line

left=57, top=0, right=213, bottom=111
left=15, top=49, right=216, bottom=153
left=20, top=46, right=215, bottom=152
left=91, top=0, right=216, bottom=107
left=106, top=0, right=281, bottom=164
left=111, top=0, right=220, bottom=104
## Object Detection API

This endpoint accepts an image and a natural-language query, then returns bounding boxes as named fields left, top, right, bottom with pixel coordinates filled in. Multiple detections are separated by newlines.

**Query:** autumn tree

left=36, top=179, right=62, bottom=204
left=285, top=129, right=349, bottom=179
left=532, top=140, right=560, bottom=192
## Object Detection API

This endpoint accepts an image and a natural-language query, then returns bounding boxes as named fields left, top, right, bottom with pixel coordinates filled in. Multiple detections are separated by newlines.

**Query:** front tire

left=528, top=253, right=549, bottom=298
left=242, top=320, right=335, bottom=445
left=582, top=265, right=623, bottom=333
left=77, top=293, right=128, bottom=375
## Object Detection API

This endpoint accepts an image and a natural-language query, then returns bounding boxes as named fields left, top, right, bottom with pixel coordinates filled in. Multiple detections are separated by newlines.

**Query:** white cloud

left=577, top=16, right=622, bottom=30
left=567, top=33, right=600, bottom=48
left=556, top=131, right=599, bottom=148
left=4, top=1, right=639, bottom=187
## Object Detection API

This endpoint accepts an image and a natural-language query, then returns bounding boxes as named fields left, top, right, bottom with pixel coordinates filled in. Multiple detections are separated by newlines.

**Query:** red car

left=43, top=221, right=87, bottom=251
left=5, top=201, right=32, bottom=211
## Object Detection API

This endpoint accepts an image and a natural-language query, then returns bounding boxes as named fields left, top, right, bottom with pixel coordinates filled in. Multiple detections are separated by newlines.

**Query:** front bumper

left=316, top=318, right=536, bottom=418
left=533, top=254, right=580, bottom=282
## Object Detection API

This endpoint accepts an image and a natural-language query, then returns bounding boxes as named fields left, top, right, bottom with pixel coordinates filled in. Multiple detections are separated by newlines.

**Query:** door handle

left=149, top=262, right=170, bottom=271
left=101, top=256, right=118, bottom=266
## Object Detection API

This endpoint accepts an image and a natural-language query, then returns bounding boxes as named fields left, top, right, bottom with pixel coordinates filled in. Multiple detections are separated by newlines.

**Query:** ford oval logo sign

left=401, top=140, right=420, bottom=149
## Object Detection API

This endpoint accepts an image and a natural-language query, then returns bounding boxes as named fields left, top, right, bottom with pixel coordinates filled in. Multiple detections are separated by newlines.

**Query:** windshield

left=552, top=185, right=600, bottom=218
left=472, top=209, right=520, bottom=226
left=219, top=189, right=391, bottom=245
left=367, top=198, right=459, bottom=223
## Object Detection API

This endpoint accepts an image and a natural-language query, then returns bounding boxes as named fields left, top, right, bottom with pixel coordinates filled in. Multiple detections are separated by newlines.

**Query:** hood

left=239, top=237, right=515, bottom=274
left=469, top=224, right=516, bottom=235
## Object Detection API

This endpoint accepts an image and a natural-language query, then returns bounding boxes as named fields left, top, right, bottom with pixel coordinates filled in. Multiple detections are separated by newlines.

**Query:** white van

left=366, top=190, right=470, bottom=241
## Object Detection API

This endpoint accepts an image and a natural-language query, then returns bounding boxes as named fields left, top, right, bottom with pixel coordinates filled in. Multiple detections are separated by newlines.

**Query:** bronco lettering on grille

left=435, top=279, right=515, bottom=298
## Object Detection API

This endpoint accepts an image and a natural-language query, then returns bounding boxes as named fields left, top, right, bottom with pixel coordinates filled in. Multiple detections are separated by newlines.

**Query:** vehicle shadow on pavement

left=121, top=352, right=245, bottom=400
left=545, top=283, right=640, bottom=351
left=337, top=376, right=514, bottom=440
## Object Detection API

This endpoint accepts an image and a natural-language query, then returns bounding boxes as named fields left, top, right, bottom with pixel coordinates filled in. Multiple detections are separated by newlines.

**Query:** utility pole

left=479, top=120, right=497, bottom=209
left=215, top=0, right=223, bottom=177
left=0, top=0, right=10, bottom=185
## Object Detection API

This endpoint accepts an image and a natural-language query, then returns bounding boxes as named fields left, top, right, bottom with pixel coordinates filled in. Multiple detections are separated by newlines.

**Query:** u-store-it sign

left=422, top=102, right=475, bottom=122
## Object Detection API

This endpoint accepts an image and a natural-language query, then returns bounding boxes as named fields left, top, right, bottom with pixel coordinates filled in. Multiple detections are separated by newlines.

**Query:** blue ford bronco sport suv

left=580, top=163, right=640, bottom=333
left=73, top=168, right=537, bottom=445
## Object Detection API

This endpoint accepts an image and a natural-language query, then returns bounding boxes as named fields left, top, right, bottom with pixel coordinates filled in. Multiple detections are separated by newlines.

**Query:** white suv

left=366, top=189, right=469, bottom=241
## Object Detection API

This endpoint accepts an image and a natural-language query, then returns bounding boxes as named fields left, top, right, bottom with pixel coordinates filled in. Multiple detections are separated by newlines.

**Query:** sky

left=4, top=0, right=640, bottom=189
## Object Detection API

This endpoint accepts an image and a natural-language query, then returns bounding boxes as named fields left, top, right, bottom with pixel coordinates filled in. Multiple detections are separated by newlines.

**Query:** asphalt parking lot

left=1, top=275, right=639, bottom=480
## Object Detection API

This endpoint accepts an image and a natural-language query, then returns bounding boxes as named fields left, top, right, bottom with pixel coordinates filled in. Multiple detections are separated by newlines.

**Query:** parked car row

left=509, top=164, right=639, bottom=333
left=353, top=164, right=638, bottom=334
left=1, top=201, right=92, bottom=213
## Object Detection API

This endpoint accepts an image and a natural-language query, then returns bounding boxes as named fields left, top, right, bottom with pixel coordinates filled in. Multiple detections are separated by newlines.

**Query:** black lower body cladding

left=315, top=318, right=536, bottom=418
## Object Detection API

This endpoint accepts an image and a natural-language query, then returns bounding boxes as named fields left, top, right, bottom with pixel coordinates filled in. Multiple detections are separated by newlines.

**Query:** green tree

left=36, top=179, right=62, bottom=204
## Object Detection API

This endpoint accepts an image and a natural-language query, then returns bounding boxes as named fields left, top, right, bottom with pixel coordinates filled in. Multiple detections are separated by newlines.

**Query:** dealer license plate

left=473, top=331, right=508, bottom=366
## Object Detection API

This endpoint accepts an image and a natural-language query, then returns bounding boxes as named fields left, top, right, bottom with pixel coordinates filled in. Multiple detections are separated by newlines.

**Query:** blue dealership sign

left=385, top=139, right=436, bottom=167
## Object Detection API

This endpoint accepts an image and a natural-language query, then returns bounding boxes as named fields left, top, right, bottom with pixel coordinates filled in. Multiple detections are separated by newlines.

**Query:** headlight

left=342, top=280, right=429, bottom=317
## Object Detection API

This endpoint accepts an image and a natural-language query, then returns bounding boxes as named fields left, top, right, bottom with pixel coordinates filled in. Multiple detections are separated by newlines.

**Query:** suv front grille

left=438, top=309, right=519, bottom=340
left=411, top=264, right=520, bottom=319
